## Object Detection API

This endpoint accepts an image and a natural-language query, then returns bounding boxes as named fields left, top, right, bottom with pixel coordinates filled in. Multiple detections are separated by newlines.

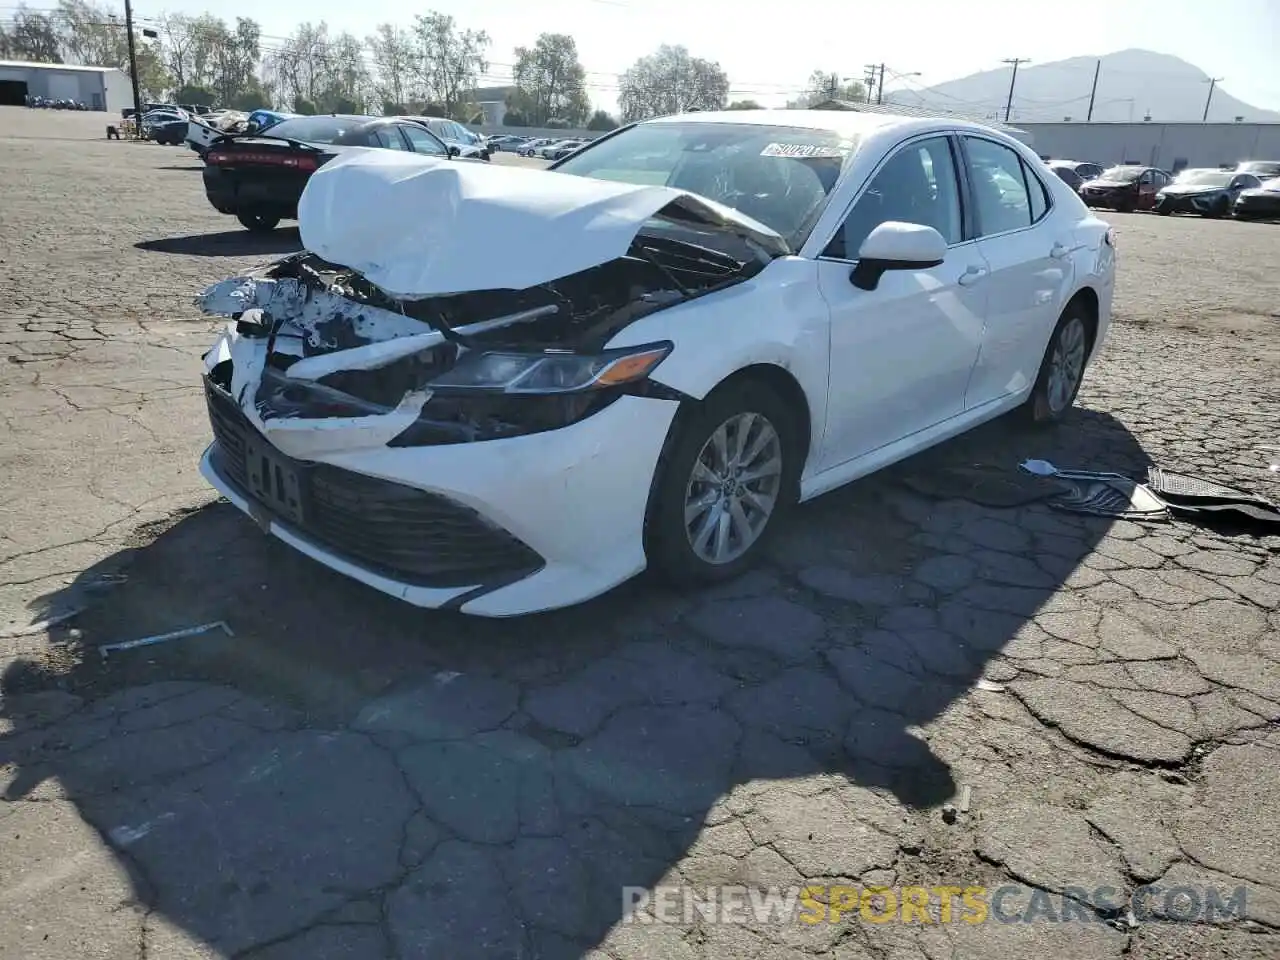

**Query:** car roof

left=640, top=108, right=1024, bottom=143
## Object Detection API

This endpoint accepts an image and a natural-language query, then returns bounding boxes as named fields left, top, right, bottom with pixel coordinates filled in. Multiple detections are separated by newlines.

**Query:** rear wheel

left=1024, top=302, right=1092, bottom=425
left=646, top=380, right=801, bottom=585
left=236, top=211, right=280, bottom=233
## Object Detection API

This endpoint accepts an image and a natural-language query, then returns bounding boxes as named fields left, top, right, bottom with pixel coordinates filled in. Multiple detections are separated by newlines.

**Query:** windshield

left=1099, top=166, right=1144, bottom=182
left=1174, top=169, right=1233, bottom=187
left=262, top=116, right=367, bottom=144
left=553, top=121, right=858, bottom=248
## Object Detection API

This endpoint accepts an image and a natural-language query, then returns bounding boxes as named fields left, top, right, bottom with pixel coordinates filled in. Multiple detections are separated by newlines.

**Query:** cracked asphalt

left=2, top=107, right=1280, bottom=960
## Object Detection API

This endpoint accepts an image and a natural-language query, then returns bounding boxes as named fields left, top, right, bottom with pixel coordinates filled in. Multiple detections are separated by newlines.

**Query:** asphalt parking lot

left=1, top=106, right=1279, bottom=960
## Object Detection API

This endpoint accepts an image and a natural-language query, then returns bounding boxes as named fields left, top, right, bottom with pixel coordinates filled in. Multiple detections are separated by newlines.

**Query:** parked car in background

left=486, top=135, right=528, bottom=152
left=547, top=139, right=589, bottom=161
left=1080, top=165, right=1170, bottom=212
left=1046, top=163, right=1084, bottom=194
left=538, top=138, right=583, bottom=159
left=1154, top=168, right=1262, bottom=217
left=202, top=114, right=454, bottom=232
left=244, top=109, right=298, bottom=135
left=401, top=117, right=489, bottom=159
left=1232, top=177, right=1280, bottom=220
left=1047, top=159, right=1105, bottom=182
left=1235, top=160, right=1280, bottom=180
left=194, top=109, right=1115, bottom=616
left=518, top=138, right=555, bottom=157
left=140, top=108, right=190, bottom=145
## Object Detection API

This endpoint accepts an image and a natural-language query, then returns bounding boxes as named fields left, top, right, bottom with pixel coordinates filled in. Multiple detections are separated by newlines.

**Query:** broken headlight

left=388, top=342, right=676, bottom=447
left=427, top=342, right=672, bottom=395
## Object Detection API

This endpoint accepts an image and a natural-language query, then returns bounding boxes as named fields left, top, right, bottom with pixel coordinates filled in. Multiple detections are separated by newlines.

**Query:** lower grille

left=204, top=378, right=544, bottom=589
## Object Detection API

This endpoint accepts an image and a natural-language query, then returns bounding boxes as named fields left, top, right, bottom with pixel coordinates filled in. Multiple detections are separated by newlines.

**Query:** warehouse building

left=1013, top=121, right=1280, bottom=171
left=0, top=60, right=131, bottom=112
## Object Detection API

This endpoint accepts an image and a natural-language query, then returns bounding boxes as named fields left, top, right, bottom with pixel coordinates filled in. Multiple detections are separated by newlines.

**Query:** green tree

left=585, top=109, right=617, bottom=130
left=174, top=83, right=216, bottom=107
left=502, top=107, right=529, bottom=126
left=726, top=99, right=763, bottom=110
left=411, top=12, right=489, bottom=120
left=510, top=33, right=590, bottom=126
left=618, top=45, right=729, bottom=122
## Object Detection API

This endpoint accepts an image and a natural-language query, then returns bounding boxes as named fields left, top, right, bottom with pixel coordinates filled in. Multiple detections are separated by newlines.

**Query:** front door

left=815, top=135, right=988, bottom=471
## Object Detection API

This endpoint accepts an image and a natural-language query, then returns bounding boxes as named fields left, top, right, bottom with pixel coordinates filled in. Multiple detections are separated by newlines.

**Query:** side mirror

left=850, top=221, right=947, bottom=291
left=449, top=146, right=460, bottom=157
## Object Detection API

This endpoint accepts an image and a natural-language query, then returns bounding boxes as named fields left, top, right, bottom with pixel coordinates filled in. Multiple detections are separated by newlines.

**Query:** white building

left=0, top=60, right=132, bottom=112
left=1014, top=122, right=1280, bottom=170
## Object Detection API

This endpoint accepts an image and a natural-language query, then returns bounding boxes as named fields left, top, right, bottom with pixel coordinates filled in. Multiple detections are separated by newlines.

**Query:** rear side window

left=965, top=137, right=1031, bottom=235
left=1026, top=161, right=1049, bottom=222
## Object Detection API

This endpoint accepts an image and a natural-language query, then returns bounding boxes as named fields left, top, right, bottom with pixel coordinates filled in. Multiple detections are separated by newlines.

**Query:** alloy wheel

left=683, top=412, right=783, bottom=565
left=1047, top=316, right=1087, bottom=414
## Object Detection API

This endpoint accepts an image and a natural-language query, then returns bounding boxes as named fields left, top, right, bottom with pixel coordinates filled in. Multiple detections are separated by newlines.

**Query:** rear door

left=961, top=135, right=1071, bottom=409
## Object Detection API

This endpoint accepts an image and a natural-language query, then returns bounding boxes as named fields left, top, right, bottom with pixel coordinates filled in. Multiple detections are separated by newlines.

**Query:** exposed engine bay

left=199, top=217, right=775, bottom=446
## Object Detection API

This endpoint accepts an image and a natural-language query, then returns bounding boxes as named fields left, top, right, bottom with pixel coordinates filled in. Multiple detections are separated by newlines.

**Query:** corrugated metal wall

left=1016, top=122, right=1280, bottom=169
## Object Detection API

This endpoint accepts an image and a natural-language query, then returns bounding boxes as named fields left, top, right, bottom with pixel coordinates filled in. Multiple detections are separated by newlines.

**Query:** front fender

left=605, top=257, right=832, bottom=462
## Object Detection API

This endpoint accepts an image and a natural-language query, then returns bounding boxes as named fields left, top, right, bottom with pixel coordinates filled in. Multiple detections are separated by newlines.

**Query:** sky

left=59, top=0, right=1280, bottom=114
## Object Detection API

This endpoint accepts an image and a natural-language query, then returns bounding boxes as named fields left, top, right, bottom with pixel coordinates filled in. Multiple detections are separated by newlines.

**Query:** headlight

left=428, top=343, right=672, bottom=395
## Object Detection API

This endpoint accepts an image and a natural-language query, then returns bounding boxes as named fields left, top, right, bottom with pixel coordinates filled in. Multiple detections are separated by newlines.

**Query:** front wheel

left=1024, top=304, right=1092, bottom=425
left=236, top=211, right=280, bottom=232
left=1206, top=198, right=1230, bottom=219
left=646, top=381, right=801, bottom=586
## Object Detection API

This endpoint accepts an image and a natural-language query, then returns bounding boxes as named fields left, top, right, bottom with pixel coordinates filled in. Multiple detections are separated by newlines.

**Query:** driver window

left=400, top=124, right=449, bottom=157
left=1139, top=170, right=1153, bottom=184
left=827, top=136, right=962, bottom=260
left=372, top=128, right=407, bottom=150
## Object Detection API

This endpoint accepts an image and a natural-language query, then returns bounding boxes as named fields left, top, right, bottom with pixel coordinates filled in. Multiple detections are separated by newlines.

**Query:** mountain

left=883, top=49, right=1280, bottom=123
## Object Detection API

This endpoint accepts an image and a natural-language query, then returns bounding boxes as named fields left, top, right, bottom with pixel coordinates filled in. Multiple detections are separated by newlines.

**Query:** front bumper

left=1233, top=194, right=1280, bottom=219
left=1154, top=192, right=1223, bottom=215
left=1080, top=188, right=1133, bottom=209
left=200, top=373, right=678, bottom=617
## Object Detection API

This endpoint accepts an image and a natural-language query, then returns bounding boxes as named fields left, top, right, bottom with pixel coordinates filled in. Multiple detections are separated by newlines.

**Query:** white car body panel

left=196, top=108, right=1116, bottom=616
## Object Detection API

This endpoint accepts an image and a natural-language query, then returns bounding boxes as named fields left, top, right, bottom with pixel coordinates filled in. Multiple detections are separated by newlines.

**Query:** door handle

left=958, top=266, right=988, bottom=286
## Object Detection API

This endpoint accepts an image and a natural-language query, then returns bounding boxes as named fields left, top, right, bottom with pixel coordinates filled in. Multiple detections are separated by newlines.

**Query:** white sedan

left=195, top=109, right=1115, bottom=617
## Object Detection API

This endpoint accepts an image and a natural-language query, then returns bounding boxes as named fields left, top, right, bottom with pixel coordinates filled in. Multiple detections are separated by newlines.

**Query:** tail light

left=206, top=151, right=317, bottom=171
left=1104, top=227, right=1116, bottom=248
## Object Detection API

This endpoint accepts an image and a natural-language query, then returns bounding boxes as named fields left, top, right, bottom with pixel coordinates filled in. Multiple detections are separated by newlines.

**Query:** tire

left=236, top=211, right=280, bottom=233
left=645, top=379, right=802, bottom=586
left=1157, top=206, right=1172, bottom=216
left=1206, top=198, right=1229, bottom=219
left=1024, top=302, right=1092, bottom=425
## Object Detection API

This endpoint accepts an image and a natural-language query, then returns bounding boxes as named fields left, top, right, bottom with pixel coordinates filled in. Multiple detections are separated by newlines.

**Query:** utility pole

left=863, top=64, right=878, bottom=103
left=1202, top=77, right=1223, bottom=122
left=1001, top=57, right=1030, bottom=122
left=1085, top=59, right=1101, bottom=121
left=875, top=64, right=887, bottom=104
left=828, top=73, right=838, bottom=101
left=123, top=0, right=144, bottom=133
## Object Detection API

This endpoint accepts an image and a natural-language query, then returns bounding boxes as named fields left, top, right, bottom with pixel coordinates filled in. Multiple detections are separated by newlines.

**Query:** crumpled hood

left=296, top=149, right=787, bottom=299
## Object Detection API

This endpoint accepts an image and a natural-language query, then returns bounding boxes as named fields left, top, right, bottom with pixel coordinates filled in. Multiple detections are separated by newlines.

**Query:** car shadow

left=1, top=406, right=1146, bottom=958
left=135, top=229, right=303, bottom=257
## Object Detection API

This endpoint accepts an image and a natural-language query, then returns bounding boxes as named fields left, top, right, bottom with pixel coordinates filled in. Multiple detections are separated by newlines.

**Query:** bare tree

left=411, top=12, right=488, bottom=119
left=510, top=33, right=590, bottom=126
left=789, top=69, right=864, bottom=108
left=367, top=23, right=414, bottom=112
left=4, top=5, right=62, bottom=62
left=617, top=45, right=729, bottom=122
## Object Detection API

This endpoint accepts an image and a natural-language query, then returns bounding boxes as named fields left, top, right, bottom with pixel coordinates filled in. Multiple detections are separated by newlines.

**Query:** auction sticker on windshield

left=760, top=142, right=847, bottom=159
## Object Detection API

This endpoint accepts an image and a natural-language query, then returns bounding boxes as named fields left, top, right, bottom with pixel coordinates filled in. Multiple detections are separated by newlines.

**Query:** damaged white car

left=197, top=110, right=1116, bottom=617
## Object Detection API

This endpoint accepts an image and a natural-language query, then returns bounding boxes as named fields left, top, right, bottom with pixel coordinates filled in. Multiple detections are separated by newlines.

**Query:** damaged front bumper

left=201, top=323, right=678, bottom=615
